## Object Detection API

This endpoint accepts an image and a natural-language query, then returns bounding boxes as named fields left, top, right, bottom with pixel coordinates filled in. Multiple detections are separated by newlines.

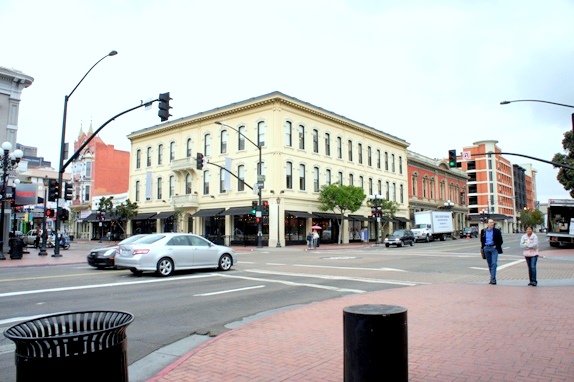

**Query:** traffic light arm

left=61, top=102, right=147, bottom=172
left=207, top=162, right=254, bottom=190
left=471, top=151, right=574, bottom=171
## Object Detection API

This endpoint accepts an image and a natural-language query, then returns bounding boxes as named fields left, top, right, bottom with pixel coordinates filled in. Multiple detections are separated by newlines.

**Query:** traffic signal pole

left=54, top=98, right=164, bottom=256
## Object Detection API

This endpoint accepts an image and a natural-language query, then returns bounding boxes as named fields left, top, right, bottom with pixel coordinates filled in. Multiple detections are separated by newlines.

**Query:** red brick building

left=69, top=124, right=129, bottom=239
left=407, top=151, right=468, bottom=232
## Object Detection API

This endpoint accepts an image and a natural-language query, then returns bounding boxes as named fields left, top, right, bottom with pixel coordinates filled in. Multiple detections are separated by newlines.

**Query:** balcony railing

left=170, top=157, right=195, bottom=171
left=171, top=193, right=199, bottom=207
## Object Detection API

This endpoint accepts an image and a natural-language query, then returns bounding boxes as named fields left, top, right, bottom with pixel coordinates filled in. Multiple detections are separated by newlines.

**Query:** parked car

left=459, top=227, right=479, bottom=238
left=384, top=229, right=415, bottom=247
left=87, top=234, right=148, bottom=269
left=23, top=229, right=55, bottom=247
left=115, top=233, right=237, bottom=277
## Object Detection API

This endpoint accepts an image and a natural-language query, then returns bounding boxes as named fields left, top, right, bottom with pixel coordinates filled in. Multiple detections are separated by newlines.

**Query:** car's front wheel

left=218, top=254, right=233, bottom=271
left=156, top=258, right=174, bottom=277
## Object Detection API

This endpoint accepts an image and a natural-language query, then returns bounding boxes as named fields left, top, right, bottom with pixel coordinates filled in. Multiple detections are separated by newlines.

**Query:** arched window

left=238, top=165, right=245, bottom=191
left=186, top=139, right=192, bottom=158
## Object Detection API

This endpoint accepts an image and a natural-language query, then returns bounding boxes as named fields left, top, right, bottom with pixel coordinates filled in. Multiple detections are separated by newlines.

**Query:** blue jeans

left=484, top=246, right=498, bottom=282
left=525, top=256, right=538, bottom=284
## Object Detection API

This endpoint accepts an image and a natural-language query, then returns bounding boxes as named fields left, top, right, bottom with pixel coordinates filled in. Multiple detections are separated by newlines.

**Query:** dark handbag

left=480, top=248, right=485, bottom=259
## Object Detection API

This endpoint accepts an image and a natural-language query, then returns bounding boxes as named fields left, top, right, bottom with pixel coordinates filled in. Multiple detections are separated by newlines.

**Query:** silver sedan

left=115, top=233, right=237, bottom=277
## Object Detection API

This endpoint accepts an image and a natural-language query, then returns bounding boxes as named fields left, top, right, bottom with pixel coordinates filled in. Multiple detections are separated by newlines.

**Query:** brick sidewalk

left=149, top=283, right=574, bottom=382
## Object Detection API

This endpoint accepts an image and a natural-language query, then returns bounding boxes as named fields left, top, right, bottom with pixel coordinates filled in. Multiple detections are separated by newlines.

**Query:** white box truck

left=412, top=211, right=454, bottom=242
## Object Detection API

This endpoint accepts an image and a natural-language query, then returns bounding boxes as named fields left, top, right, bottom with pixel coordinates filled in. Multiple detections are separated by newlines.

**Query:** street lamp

left=54, top=50, right=117, bottom=257
left=444, top=200, right=454, bottom=210
left=0, top=142, right=23, bottom=260
left=500, top=99, right=574, bottom=109
left=11, top=178, right=20, bottom=234
left=501, top=99, right=574, bottom=133
left=368, top=194, right=383, bottom=245
left=215, top=121, right=263, bottom=248
left=271, top=190, right=285, bottom=247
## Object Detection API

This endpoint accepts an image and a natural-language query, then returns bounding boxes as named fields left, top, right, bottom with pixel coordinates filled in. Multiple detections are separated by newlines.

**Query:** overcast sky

left=2, top=0, right=573, bottom=203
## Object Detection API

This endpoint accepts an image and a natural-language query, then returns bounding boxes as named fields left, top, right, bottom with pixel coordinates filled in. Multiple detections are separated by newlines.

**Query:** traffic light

left=45, top=208, right=55, bottom=218
left=196, top=153, right=205, bottom=170
left=61, top=209, right=70, bottom=221
left=158, top=92, right=172, bottom=122
left=64, top=182, right=73, bottom=201
left=448, top=149, right=457, bottom=168
left=48, top=179, right=60, bottom=202
left=262, top=200, right=269, bottom=215
left=251, top=201, right=258, bottom=215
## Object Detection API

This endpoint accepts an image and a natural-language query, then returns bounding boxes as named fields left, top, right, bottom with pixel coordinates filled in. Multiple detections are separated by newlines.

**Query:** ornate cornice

left=127, top=92, right=410, bottom=148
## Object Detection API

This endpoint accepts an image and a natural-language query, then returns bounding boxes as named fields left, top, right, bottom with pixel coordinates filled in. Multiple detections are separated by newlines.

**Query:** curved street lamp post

left=0, top=142, right=23, bottom=260
left=501, top=99, right=574, bottom=132
left=54, top=50, right=117, bottom=257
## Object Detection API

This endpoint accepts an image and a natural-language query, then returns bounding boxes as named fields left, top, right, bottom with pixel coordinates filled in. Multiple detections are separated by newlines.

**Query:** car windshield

left=392, top=230, right=405, bottom=236
left=129, top=234, right=166, bottom=244
left=119, top=234, right=148, bottom=245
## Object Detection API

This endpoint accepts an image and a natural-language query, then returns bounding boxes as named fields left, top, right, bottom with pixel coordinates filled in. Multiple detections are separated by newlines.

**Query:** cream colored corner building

left=127, top=91, right=410, bottom=247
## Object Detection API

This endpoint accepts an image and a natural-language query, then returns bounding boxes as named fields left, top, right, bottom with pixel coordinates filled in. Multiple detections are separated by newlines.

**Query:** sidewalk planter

left=4, top=310, right=134, bottom=382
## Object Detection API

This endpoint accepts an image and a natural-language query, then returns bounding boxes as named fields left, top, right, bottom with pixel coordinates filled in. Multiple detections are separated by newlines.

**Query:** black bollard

left=343, top=304, right=408, bottom=382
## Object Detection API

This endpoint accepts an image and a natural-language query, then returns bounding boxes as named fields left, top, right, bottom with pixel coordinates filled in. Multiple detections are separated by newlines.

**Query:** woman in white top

left=520, top=226, right=539, bottom=286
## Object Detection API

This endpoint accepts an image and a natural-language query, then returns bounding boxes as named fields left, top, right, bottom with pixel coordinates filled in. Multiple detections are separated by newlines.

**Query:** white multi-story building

left=127, top=92, right=410, bottom=246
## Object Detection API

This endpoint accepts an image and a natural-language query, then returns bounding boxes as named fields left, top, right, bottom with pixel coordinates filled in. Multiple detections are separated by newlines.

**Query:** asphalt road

left=0, top=234, right=560, bottom=381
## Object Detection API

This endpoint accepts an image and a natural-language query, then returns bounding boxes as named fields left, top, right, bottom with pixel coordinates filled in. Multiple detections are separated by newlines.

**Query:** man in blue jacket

left=480, top=219, right=504, bottom=285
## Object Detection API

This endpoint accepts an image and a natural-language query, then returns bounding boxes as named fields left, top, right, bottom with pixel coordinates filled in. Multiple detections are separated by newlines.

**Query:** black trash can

left=9, top=237, right=23, bottom=260
left=4, top=311, right=134, bottom=382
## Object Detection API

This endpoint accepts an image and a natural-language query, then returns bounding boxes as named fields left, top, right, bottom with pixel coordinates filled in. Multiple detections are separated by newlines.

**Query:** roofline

left=127, top=91, right=410, bottom=148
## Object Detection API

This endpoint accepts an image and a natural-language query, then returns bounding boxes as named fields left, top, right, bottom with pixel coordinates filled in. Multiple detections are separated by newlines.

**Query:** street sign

left=461, top=151, right=471, bottom=160
left=257, top=175, right=265, bottom=182
left=256, top=182, right=264, bottom=189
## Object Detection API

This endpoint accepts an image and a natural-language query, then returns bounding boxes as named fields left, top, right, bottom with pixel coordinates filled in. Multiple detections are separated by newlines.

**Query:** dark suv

left=460, top=227, right=479, bottom=238
left=384, top=229, right=415, bottom=247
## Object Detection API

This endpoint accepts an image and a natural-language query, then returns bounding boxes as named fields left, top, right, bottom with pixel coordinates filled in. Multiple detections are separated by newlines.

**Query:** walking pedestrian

left=307, top=231, right=313, bottom=249
left=480, top=219, right=504, bottom=285
left=520, top=225, right=539, bottom=286
left=313, top=230, right=319, bottom=248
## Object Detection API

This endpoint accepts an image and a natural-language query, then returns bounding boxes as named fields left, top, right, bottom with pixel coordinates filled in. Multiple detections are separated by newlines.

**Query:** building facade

left=69, top=124, right=130, bottom=240
left=461, top=140, right=536, bottom=233
left=407, top=151, right=468, bottom=232
left=126, top=91, right=411, bottom=246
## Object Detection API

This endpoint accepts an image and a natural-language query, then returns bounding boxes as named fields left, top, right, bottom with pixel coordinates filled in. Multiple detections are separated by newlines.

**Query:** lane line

left=243, top=269, right=421, bottom=286
left=216, top=273, right=367, bottom=293
left=194, top=285, right=265, bottom=297
left=294, top=264, right=406, bottom=272
left=0, top=274, right=217, bottom=298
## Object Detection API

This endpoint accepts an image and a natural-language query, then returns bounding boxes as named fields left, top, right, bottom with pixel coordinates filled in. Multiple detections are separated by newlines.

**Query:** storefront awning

left=132, top=212, right=157, bottom=221
left=82, top=213, right=99, bottom=222
left=155, top=211, right=175, bottom=219
left=348, top=214, right=369, bottom=221
left=313, top=212, right=341, bottom=219
left=286, top=210, right=317, bottom=218
left=222, top=206, right=253, bottom=216
left=191, top=208, right=225, bottom=217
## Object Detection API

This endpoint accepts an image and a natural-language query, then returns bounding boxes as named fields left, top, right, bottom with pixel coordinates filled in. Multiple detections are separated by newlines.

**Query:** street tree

left=552, top=129, right=574, bottom=197
left=97, top=197, right=138, bottom=237
left=520, top=209, right=544, bottom=229
left=318, top=183, right=366, bottom=244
